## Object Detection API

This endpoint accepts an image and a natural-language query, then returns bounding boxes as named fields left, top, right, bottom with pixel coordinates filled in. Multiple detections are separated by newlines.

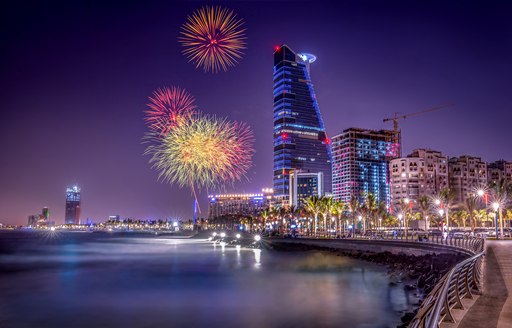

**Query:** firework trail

left=179, top=6, right=246, bottom=73
left=144, top=86, right=197, bottom=136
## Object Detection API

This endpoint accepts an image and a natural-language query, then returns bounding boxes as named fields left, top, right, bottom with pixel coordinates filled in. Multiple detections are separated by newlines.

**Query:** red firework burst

left=144, top=86, right=197, bottom=135
left=178, top=6, right=246, bottom=73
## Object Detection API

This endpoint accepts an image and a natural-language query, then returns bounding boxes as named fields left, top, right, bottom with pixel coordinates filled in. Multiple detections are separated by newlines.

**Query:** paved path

left=458, top=240, right=512, bottom=328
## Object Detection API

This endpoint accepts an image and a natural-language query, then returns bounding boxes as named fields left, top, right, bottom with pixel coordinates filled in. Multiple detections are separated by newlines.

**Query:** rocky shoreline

left=269, top=241, right=467, bottom=327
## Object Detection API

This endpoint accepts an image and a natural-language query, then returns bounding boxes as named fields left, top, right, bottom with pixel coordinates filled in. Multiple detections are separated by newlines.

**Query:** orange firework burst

left=179, top=6, right=246, bottom=73
left=144, top=86, right=197, bottom=136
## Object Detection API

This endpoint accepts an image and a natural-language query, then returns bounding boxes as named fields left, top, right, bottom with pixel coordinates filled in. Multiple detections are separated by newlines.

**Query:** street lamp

left=477, top=189, right=485, bottom=197
left=358, top=215, right=363, bottom=237
left=492, top=202, right=500, bottom=239
left=398, top=213, right=403, bottom=234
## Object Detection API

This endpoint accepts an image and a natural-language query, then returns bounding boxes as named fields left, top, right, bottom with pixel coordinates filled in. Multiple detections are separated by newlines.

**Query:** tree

left=304, top=196, right=322, bottom=237
left=376, top=201, right=387, bottom=230
left=321, top=196, right=334, bottom=237
left=462, top=195, right=478, bottom=230
left=362, top=193, right=377, bottom=234
left=333, top=200, right=346, bottom=237
left=261, top=209, right=269, bottom=229
left=489, top=178, right=512, bottom=238
left=418, top=195, right=430, bottom=224
left=432, top=188, right=457, bottom=231
left=347, top=195, right=360, bottom=237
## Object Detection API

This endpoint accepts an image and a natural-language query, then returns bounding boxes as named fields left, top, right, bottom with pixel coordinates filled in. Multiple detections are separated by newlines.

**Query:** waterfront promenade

left=458, top=240, right=512, bottom=328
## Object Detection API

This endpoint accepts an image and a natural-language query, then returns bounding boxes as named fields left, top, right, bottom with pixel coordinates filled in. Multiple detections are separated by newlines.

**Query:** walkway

left=458, top=240, right=512, bottom=328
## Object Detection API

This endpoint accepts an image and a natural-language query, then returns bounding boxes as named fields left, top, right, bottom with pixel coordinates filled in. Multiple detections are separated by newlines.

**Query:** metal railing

left=408, top=241, right=485, bottom=328
left=374, top=234, right=484, bottom=255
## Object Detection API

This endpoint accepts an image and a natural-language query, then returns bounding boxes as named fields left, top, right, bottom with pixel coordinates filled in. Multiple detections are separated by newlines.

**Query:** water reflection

left=0, top=232, right=419, bottom=328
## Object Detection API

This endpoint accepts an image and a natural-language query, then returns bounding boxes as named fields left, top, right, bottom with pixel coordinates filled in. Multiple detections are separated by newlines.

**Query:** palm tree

left=399, top=198, right=411, bottom=237
left=304, top=196, right=322, bottom=237
left=362, top=193, right=377, bottom=234
left=321, top=196, right=334, bottom=237
left=333, top=200, right=346, bottom=237
left=489, top=178, right=512, bottom=238
left=347, top=194, right=360, bottom=237
left=462, top=195, right=478, bottom=230
left=433, top=188, right=457, bottom=232
left=261, top=209, right=269, bottom=230
left=376, top=201, right=387, bottom=230
left=418, top=195, right=430, bottom=226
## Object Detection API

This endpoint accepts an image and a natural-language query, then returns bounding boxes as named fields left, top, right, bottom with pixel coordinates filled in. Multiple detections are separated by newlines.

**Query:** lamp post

left=435, top=198, right=450, bottom=234
left=476, top=189, right=489, bottom=229
left=492, top=202, right=500, bottom=239
left=358, top=215, right=363, bottom=237
left=404, top=198, right=410, bottom=237
left=438, top=208, right=447, bottom=238
left=398, top=213, right=403, bottom=238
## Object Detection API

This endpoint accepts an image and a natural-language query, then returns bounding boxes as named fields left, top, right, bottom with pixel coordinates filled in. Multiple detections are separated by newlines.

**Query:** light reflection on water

left=0, top=232, right=419, bottom=328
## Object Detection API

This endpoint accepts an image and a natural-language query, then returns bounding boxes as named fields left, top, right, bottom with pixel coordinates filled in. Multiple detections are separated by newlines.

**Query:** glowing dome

left=297, top=53, right=317, bottom=64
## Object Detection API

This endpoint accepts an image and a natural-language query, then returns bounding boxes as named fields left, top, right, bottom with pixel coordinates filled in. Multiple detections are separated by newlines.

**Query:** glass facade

left=65, top=186, right=81, bottom=224
left=331, top=128, right=399, bottom=206
left=273, top=45, right=331, bottom=202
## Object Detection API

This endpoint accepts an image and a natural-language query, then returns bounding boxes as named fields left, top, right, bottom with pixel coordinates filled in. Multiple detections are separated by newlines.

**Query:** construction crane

left=383, top=103, right=455, bottom=133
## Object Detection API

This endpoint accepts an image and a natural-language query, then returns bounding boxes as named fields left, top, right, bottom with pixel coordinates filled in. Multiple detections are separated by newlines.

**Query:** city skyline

left=1, top=0, right=512, bottom=225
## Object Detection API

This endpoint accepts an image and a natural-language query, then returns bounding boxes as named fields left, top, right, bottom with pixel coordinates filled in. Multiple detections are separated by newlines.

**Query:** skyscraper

left=331, top=128, right=399, bottom=206
left=65, top=186, right=81, bottom=224
left=273, top=45, right=331, bottom=204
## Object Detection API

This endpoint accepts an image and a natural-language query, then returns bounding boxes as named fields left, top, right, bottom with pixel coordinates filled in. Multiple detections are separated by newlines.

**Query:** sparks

left=178, top=6, right=247, bottom=73
left=144, top=86, right=197, bottom=136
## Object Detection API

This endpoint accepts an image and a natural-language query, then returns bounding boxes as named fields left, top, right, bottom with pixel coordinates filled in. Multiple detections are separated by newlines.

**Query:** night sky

left=1, top=0, right=511, bottom=225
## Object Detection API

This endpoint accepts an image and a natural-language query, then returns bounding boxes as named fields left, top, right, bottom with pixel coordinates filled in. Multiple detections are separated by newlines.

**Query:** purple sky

left=1, top=0, right=511, bottom=225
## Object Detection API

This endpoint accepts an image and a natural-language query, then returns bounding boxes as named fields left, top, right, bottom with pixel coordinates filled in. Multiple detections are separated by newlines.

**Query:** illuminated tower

left=273, top=45, right=331, bottom=203
left=65, top=186, right=81, bottom=224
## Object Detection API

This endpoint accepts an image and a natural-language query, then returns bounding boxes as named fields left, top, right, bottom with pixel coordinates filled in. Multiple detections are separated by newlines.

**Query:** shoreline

left=268, top=240, right=466, bottom=327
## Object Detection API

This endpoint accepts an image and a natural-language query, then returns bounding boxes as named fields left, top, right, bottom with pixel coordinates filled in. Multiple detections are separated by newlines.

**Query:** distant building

left=272, top=44, right=331, bottom=204
left=109, top=215, right=121, bottom=222
left=208, top=189, right=273, bottom=219
left=487, top=160, right=512, bottom=184
left=331, top=128, right=399, bottom=205
left=390, top=149, right=448, bottom=211
left=65, top=186, right=81, bottom=224
left=449, top=156, right=487, bottom=204
left=289, top=171, right=323, bottom=208
left=42, top=207, right=49, bottom=223
left=28, top=215, right=38, bottom=226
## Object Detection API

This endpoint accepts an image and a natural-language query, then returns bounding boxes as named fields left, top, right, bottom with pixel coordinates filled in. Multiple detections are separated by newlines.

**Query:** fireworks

left=179, top=6, right=246, bottom=73
left=144, top=86, right=197, bottom=135
left=143, top=86, right=255, bottom=208
left=146, top=115, right=254, bottom=190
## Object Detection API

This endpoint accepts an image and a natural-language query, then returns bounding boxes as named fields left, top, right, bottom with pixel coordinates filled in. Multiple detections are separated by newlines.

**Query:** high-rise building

left=208, top=189, right=273, bottom=219
left=332, top=128, right=400, bottom=205
left=289, top=171, right=323, bottom=208
left=272, top=45, right=331, bottom=205
left=487, top=160, right=512, bottom=184
left=28, top=215, right=38, bottom=226
left=42, top=207, right=49, bottom=223
left=390, top=149, right=449, bottom=211
left=448, top=155, right=487, bottom=204
left=65, top=186, right=81, bottom=224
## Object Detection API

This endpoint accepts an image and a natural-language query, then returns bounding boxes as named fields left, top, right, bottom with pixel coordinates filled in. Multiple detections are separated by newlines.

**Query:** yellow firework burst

left=145, top=114, right=254, bottom=190
left=178, top=6, right=246, bottom=73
